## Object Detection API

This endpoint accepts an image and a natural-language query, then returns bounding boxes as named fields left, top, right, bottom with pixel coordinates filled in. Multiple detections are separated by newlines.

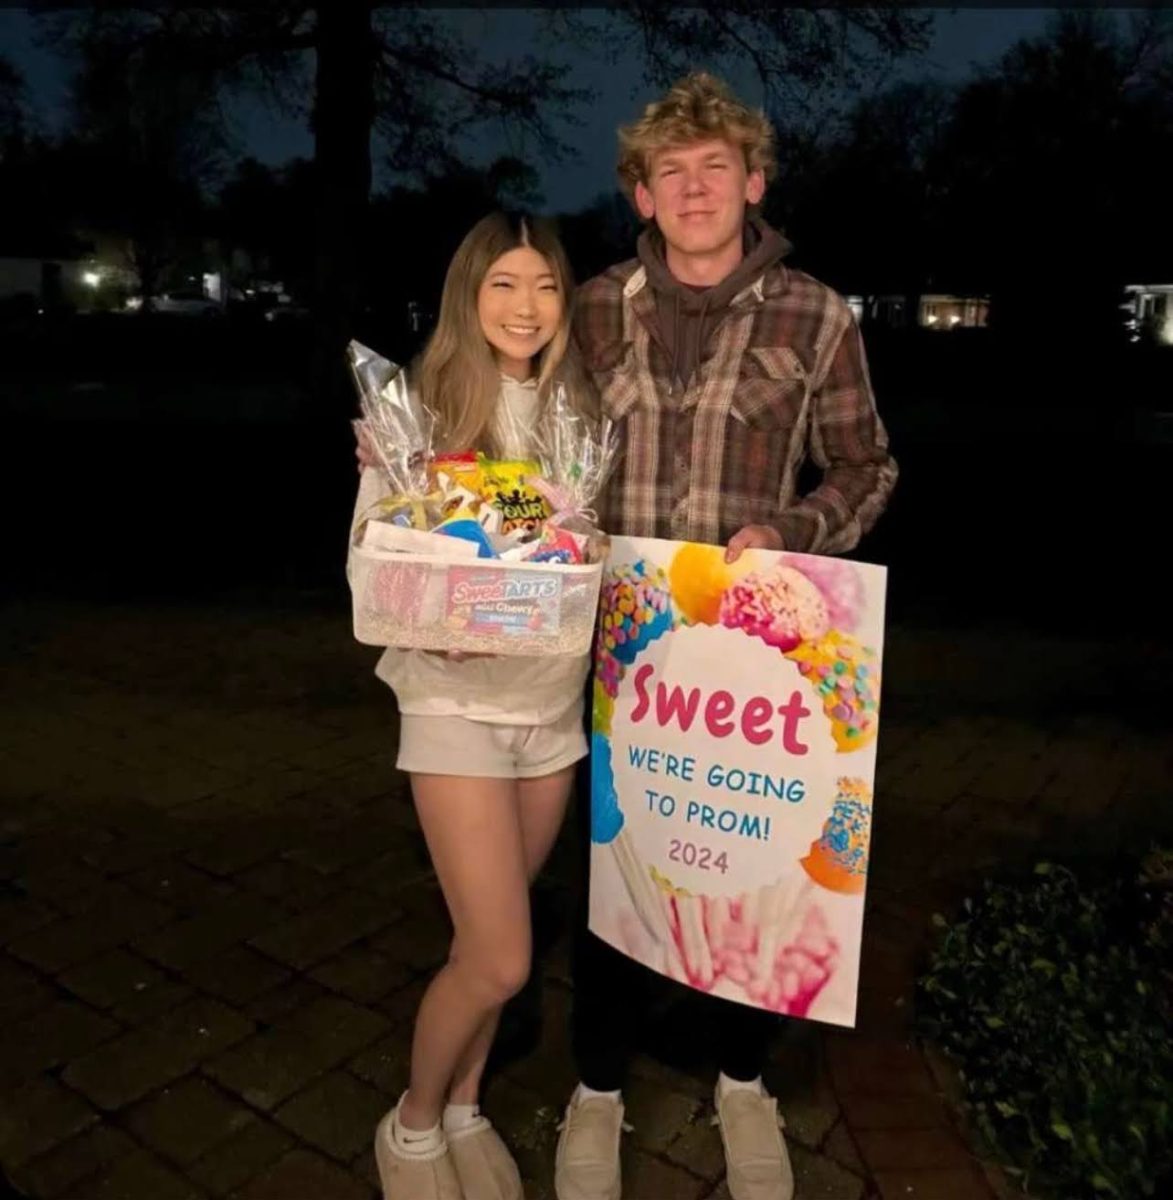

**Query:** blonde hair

left=617, top=72, right=777, bottom=200
left=415, top=212, right=588, bottom=454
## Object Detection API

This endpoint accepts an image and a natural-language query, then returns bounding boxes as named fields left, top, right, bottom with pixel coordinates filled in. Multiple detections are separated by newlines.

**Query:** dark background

left=1, top=4, right=1170, bottom=634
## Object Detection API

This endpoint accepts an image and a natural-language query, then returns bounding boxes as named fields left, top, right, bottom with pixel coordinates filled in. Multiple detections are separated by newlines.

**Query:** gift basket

left=346, top=341, right=614, bottom=656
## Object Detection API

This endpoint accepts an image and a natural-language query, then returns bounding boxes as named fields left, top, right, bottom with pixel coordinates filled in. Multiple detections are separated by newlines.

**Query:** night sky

left=1, top=7, right=1075, bottom=209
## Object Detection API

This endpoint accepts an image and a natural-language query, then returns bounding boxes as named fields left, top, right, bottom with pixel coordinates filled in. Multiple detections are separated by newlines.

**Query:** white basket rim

left=350, top=544, right=604, bottom=576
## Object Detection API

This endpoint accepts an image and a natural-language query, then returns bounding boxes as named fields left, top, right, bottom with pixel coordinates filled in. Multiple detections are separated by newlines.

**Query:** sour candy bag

left=478, top=456, right=550, bottom=535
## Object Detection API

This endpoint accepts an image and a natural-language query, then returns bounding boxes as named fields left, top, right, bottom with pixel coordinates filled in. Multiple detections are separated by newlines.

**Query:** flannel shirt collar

left=621, top=260, right=788, bottom=308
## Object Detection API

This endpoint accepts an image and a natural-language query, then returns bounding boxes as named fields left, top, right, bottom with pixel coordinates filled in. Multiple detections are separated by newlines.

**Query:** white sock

left=442, top=1102, right=481, bottom=1133
left=576, top=1082, right=622, bottom=1104
left=717, top=1072, right=765, bottom=1099
left=391, top=1100, right=444, bottom=1156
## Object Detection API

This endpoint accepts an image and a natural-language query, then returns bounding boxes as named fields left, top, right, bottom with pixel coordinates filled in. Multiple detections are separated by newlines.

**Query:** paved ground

left=1, top=596, right=1168, bottom=1200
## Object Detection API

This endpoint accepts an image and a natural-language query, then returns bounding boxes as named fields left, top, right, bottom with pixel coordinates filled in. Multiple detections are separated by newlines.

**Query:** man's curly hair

left=617, top=71, right=777, bottom=199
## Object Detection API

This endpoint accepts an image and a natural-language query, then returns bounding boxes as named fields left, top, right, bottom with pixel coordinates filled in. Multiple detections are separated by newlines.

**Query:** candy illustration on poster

left=589, top=538, right=886, bottom=1027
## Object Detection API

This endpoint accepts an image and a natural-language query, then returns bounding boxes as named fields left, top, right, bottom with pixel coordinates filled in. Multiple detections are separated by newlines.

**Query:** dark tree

left=549, top=3, right=933, bottom=124
left=57, top=13, right=227, bottom=307
left=46, top=2, right=585, bottom=403
left=770, top=79, right=956, bottom=301
left=933, top=10, right=1173, bottom=340
left=0, top=53, right=27, bottom=146
left=45, top=2, right=933, bottom=399
left=556, top=192, right=642, bottom=285
left=216, top=156, right=317, bottom=297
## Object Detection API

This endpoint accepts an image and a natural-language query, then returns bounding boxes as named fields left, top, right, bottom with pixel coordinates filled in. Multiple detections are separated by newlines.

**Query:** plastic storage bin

left=350, top=545, right=604, bottom=656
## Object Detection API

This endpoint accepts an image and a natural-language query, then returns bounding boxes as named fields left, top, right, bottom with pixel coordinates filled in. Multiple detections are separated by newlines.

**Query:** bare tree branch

left=601, top=1, right=934, bottom=122
left=0, top=52, right=27, bottom=143
left=369, top=8, right=588, bottom=175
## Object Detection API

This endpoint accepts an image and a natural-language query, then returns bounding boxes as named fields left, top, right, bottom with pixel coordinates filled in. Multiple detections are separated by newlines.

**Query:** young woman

left=356, top=213, right=594, bottom=1200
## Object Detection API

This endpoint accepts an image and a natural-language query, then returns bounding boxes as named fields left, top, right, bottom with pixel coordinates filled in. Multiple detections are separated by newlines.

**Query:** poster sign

left=589, top=538, right=886, bottom=1027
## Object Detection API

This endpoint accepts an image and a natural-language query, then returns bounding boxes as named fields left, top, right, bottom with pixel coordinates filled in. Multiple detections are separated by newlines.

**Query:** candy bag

left=524, top=523, right=587, bottom=565
left=348, top=341, right=434, bottom=497
left=429, top=451, right=489, bottom=524
left=430, top=452, right=482, bottom=495
left=527, top=384, right=617, bottom=538
left=348, top=341, right=442, bottom=536
left=478, top=456, right=550, bottom=535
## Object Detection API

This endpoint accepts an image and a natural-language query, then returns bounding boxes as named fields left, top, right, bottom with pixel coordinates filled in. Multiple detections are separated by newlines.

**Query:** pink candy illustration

left=783, top=555, right=866, bottom=632
left=653, top=878, right=838, bottom=1016
left=719, top=565, right=830, bottom=652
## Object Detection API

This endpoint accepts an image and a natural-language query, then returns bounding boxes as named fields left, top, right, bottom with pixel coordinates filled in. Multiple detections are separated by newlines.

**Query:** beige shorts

left=397, top=703, right=587, bottom=780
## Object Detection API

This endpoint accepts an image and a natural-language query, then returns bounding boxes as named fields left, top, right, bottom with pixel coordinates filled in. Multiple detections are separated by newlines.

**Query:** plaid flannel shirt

left=574, top=257, right=897, bottom=554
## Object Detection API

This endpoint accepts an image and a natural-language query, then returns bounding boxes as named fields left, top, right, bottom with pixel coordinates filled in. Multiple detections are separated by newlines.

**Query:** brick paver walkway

left=2, top=598, right=1167, bottom=1199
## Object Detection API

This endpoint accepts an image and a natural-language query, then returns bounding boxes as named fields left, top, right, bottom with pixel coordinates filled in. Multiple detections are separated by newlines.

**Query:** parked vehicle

left=262, top=298, right=311, bottom=323
left=124, top=290, right=222, bottom=316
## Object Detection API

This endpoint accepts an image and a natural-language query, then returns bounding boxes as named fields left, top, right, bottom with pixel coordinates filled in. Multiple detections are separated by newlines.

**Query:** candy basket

left=350, top=543, right=604, bottom=655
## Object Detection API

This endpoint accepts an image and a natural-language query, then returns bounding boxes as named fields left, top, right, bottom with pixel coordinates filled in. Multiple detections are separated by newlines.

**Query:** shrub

left=919, top=857, right=1172, bottom=1198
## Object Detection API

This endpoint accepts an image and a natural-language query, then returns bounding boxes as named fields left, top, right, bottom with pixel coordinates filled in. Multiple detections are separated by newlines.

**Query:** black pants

left=569, top=682, right=778, bottom=1091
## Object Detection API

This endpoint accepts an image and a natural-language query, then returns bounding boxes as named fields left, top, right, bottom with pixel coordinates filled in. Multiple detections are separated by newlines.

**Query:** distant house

left=0, top=256, right=47, bottom=301
left=918, top=294, right=990, bottom=330
left=1123, top=284, right=1173, bottom=345
left=70, top=226, right=240, bottom=310
left=842, top=292, right=989, bottom=331
left=0, top=226, right=166, bottom=313
left=844, top=294, right=908, bottom=328
left=0, top=241, right=89, bottom=310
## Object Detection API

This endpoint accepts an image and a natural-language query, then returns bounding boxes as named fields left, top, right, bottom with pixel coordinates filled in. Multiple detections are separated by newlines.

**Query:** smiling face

left=476, top=245, right=564, bottom=380
left=634, top=138, right=765, bottom=261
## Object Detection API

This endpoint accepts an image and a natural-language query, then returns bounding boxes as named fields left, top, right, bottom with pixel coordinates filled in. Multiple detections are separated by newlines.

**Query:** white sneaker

left=554, top=1089, right=626, bottom=1200
left=712, top=1085, right=794, bottom=1200
left=448, top=1113, right=523, bottom=1200
left=373, top=1109, right=462, bottom=1200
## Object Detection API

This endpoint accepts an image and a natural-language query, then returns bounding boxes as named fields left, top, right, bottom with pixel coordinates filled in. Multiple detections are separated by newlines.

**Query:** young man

left=556, top=73, right=897, bottom=1200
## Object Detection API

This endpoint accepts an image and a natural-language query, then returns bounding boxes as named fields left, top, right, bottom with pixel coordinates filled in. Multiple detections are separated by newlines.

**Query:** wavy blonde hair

left=415, top=211, right=589, bottom=454
left=617, top=72, right=777, bottom=201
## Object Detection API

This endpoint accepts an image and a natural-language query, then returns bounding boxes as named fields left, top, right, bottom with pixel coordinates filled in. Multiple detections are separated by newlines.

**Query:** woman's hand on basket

left=355, top=427, right=377, bottom=473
